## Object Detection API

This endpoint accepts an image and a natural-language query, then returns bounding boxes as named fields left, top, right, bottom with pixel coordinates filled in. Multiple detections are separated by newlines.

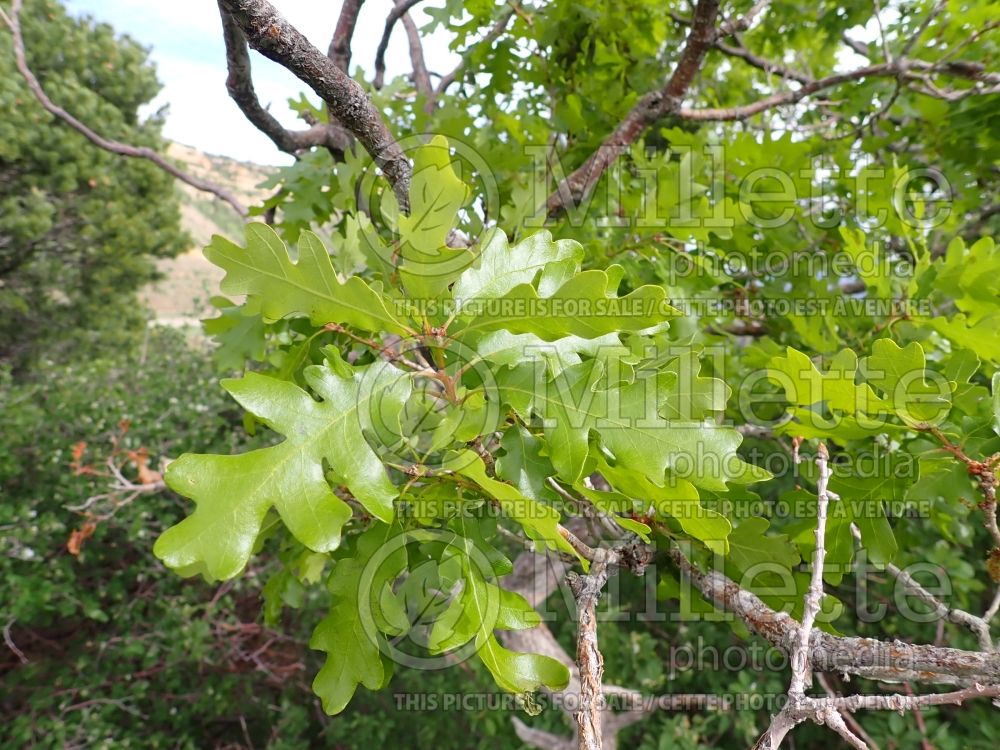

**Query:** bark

left=218, top=0, right=412, bottom=210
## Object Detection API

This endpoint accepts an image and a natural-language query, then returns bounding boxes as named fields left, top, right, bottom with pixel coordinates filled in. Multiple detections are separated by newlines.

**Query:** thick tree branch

left=218, top=2, right=351, bottom=156
left=545, top=0, right=721, bottom=216
left=328, top=0, right=364, bottom=72
left=218, top=0, right=411, bottom=210
left=372, top=0, right=425, bottom=89
left=0, top=0, right=248, bottom=217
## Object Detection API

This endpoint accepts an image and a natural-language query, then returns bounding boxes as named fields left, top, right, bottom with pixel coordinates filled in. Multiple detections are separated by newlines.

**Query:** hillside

left=142, top=143, right=276, bottom=326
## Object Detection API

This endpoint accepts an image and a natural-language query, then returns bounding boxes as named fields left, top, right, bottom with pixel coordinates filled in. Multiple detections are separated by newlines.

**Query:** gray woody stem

left=567, top=548, right=617, bottom=750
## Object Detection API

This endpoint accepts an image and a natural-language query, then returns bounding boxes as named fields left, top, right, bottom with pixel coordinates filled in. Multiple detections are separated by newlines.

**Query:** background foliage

left=0, top=0, right=185, bottom=371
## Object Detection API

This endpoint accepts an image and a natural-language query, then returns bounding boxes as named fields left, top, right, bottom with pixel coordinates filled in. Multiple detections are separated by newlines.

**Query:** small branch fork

left=0, top=0, right=248, bottom=216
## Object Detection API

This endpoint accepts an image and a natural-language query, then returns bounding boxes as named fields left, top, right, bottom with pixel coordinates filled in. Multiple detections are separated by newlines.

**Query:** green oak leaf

left=658, top=351, right=731, bottom=420
left=458, top=269, right=677, bottom=340
left=923, top=313, right=1000, bottom=363
left=445, top=452, right=578, bottom=558
left=154, top=363, right=409, bottom=581
left=474, top=329, right=623, bottom=376
left=860, top=339, right=949, bottom=423
left=726, top=516, right=800, bottom=584
left=926, top=237, right=1000, bottom=320
left=768, top=346, right=886, bottom=415
left=396, top=135, right=474, bottom=296
left=311, top=523, right=407, bottom=715
left=451, top=228, right=582, bottom=306
left=202, top=296, right=266, bottom=371
left=775, top=408, right=905, bottom=444
left=428, top=517, right=543, bottom=655
left=497, top=358, right=769, bottom=489
left=206, top=223, right=411, bottom=336
left=595, top=456, right=731, bottom=554
left=495, top=426, right=557, bottom=502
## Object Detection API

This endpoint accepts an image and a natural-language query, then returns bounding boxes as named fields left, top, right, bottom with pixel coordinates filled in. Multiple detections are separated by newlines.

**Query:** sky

left=65, top=0, right=457, bottom=165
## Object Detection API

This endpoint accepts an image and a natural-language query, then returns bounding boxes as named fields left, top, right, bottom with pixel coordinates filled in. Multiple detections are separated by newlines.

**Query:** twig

left=567, top=548, right=618, bottom=750
left=985, top=588, right=1000, bottom=622
left=918, top=425, right=1000, bottom=555
left=372, top=0, right=425, bottom=88
left=679, top=56, right=1000, bottom=121
left=850, top=524, right=994, bottom=652
left=3, top=619, right=28, bottom=665
left=816, top=673, right=881, bottom=750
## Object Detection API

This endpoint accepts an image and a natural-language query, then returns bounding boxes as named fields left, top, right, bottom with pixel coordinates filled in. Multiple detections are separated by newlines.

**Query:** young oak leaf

left=154, top=363, right=409, bottom=581
left=395, top=135, right=475, bottom=297
left=205, top=223, right=411, bottom=336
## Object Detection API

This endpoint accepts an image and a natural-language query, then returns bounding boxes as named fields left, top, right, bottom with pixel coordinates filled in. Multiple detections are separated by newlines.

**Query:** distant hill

left=142, top=142, right=276, bottom=326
